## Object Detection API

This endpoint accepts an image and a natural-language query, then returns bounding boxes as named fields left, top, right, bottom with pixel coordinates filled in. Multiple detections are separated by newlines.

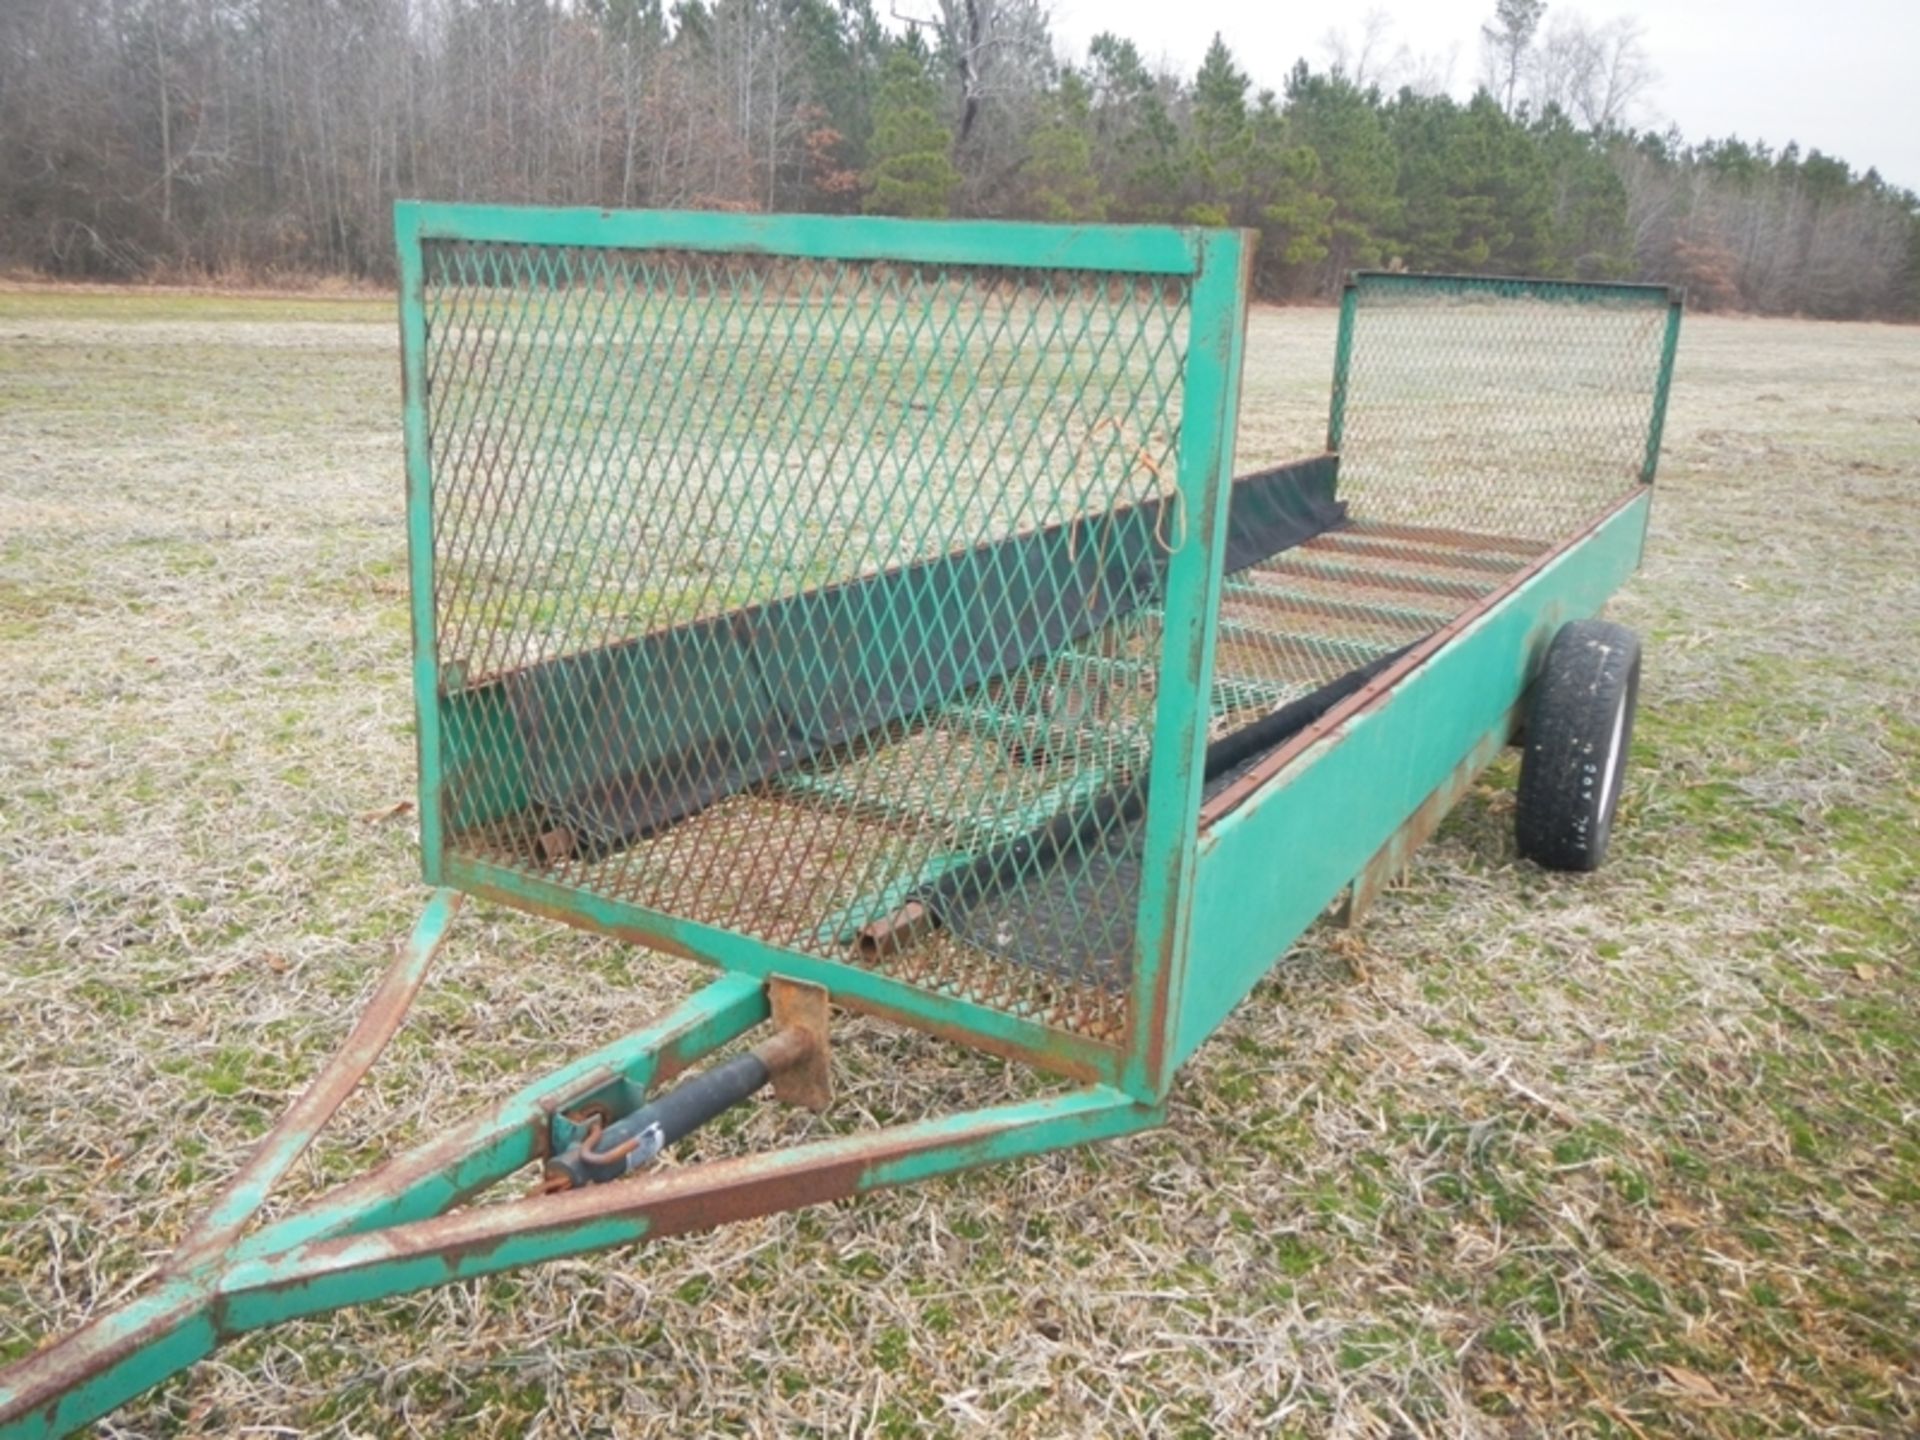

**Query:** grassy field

left=1, top=289, right=1916, bottom=1437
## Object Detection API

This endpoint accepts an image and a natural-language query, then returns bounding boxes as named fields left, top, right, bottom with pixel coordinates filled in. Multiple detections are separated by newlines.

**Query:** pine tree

left=1389, top=90, right=1552, bottom=273
left=787, top=0, right=890, bottom=207
left=863, top=42, right=960, bottom=218
left=1183, top=34, right=1251, bottom=225
left=1025, top=72, right=1106, bottom=222
left=1250, top=96, right=1335, bottom=292
left=1085, top=33, right=1182, bottom=220
left=1532, top=106, right=1631, bottom=277
left=1171, top=41, right=1337, bottom=294
left=1284, top=63, right=1399, bottom=281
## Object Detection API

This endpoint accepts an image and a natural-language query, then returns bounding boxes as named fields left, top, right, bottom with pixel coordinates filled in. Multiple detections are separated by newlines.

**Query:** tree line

left=1, top=0, right=1914, bottom=320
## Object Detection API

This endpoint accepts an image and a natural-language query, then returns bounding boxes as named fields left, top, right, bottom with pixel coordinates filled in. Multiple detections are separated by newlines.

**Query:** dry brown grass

left=2, top=294, right=1917, bottom=1437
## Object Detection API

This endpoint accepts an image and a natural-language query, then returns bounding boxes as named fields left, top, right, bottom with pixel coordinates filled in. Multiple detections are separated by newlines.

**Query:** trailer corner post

left=1326, top=274, right=1360, bottom=453
left=395, top=200, right=446, bottom=883
left=1125, top=226, right=1252, bottom=1103
left=1642, top=293, right=1684, bottom=482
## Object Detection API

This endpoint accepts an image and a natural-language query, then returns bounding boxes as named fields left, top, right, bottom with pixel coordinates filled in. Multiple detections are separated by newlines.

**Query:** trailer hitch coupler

left=542, top=1027, right=818, bottom=1191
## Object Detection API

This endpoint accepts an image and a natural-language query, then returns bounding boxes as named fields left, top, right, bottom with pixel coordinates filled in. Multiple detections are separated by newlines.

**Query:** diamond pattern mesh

left=420, top=242, right=1196, bottom=1040
left=1199, top=275, right=1674, bottom=716
left=414, top=248, right=1674, bottom=1044
left=927, top=277, right=1674, bottom=980
left=1337, top=275, right=1670, bottom=539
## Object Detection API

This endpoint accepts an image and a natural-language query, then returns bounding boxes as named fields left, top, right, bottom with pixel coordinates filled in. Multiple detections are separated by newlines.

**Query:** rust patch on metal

left=1309, top=533, right=1528, bottom=575
left=646, top=1152, right=870, bottom=1236
left=766, top=976, right=832, bottom=1112
left=1224, top=583, right=1449, bottom=629
left=577, top=1116, right=642, bottom=1168
left=559, top=1098, right=617, bottom=1129
left=461, top=877, right=702, bottom=964
left=827, top=989, right=1109, bottom=1084
left=652, top=1028, right=712, bottom=1088
left=0, top=1288, right=211, bottom=1431
left=1279, top=557, right=1491, bottom=598
left=464, top=868, right=1107, bottom=1082
left=1348, top=520, right=1543, bottom=556
left=289, top=1108, right=1014, bottom=1285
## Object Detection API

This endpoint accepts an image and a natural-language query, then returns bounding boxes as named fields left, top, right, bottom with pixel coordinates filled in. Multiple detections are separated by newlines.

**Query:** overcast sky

left=1044, top=0, right=1920, bottom=193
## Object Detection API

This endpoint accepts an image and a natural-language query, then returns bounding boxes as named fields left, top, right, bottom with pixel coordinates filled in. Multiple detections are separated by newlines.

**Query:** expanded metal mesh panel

left=1335, top=275, right=1673, bottom=544
left=1196, top=275, right=1676, bottom=710
left=419, top=237, right=1199, bottom=1040
left=410, top=236, right=1676, bottom=1044
left=950, top=275, right=1681, bottom=984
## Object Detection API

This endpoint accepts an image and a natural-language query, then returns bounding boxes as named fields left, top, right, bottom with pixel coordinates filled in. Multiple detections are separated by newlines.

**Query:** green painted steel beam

left=171, top=891, right=463, bottom=1269
left=1346, top=270, right=1680, bottom=305
left=0, top=969, right=768, bottom=1440
left=1, top=1071, right=1154, bottom=1440
left=229, top=972, right=767, bottom=1261
left=395, top=207, right=445, bottom=883
left=1174, top=492, right=1653, bottom=1065
left=397, top=202, right=1209, bottom=276
left=1125, top=228, right=1251, bottom=1101
left=1327, top=280, right=1360, bottom=452
left=213, top=1086, right=1160, bottom=1331
left=1643, top=296, right=1685, bottom=481
left=0, top=1283, right=214, bottom=1440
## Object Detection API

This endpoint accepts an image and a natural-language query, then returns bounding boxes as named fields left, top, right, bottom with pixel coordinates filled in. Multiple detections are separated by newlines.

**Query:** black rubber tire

left=1515, top=619, right=1642, bottom=872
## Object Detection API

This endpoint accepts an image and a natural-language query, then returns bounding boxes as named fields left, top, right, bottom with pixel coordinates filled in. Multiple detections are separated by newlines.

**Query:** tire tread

left=1515, top=619, right=1642, bottom=872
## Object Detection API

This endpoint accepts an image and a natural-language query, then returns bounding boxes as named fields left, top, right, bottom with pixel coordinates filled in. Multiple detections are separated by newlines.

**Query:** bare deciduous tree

left=1530, top=13, right=1654, bottom=130
left=1480, top=0, right=1547, bottom=114
left=1323, top=10, right=1457, bottom=98
left=1320, top=9, right=1397, bottom=90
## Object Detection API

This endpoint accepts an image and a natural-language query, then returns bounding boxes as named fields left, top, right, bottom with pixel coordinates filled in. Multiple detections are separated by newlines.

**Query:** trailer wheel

left=1516, top=619, right=1642, bottom=872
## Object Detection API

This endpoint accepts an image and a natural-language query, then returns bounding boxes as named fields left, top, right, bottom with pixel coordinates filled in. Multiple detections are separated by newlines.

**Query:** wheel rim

left=1595, top=683, right=1630, bottom=825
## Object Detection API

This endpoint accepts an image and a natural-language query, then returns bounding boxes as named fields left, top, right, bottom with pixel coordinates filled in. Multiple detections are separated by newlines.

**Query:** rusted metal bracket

left=853, top=899, right=933, bottom=961
left=767, top=975, right=832, bottom=1112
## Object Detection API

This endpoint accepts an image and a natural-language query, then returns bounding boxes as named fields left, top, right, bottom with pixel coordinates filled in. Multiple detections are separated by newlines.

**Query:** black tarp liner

left=918, top=645, right=1413, bottom=987
left=500, top=455, right=1345, bottom=850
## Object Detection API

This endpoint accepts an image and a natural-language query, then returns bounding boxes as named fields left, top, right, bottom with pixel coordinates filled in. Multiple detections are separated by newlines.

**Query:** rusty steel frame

left=0, top=496, right=1661, bottom=1440
left=1, top=241, right=1681, bottom=1436
left=397, top=204, right=1254, bottom=1099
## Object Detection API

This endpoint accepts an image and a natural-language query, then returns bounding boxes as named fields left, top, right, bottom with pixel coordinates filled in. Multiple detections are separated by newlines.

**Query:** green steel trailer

left=0, top=206, right=1681, bottom=1437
